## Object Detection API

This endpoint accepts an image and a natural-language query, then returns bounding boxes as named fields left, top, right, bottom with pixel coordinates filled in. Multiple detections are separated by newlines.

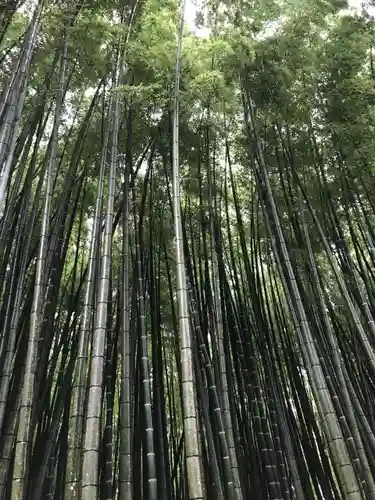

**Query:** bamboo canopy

left=1, top=0, right=375, bottom=498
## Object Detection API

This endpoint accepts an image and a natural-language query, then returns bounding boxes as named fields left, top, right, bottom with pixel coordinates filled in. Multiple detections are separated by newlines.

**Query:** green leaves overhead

left=3, top=0, right=375, bottom=499
left=187, top=69, right=226, bottom=100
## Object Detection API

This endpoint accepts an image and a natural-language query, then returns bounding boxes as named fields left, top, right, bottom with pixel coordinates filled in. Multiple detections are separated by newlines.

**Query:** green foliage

left=0, top=11, right=27, bottom=51
left=186, top=69, right=226, bottom=101
left=3, top=0, right=375, bottom=497
left=115, top=82, right=166, bottom=105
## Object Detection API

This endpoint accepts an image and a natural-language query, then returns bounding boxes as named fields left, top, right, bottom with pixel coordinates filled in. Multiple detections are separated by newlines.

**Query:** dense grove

left=1, top=0, right=375, bottom=498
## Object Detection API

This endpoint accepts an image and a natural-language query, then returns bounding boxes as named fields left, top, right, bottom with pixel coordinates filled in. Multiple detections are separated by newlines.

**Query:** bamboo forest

left=5, top=0, right=375, bottom=499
